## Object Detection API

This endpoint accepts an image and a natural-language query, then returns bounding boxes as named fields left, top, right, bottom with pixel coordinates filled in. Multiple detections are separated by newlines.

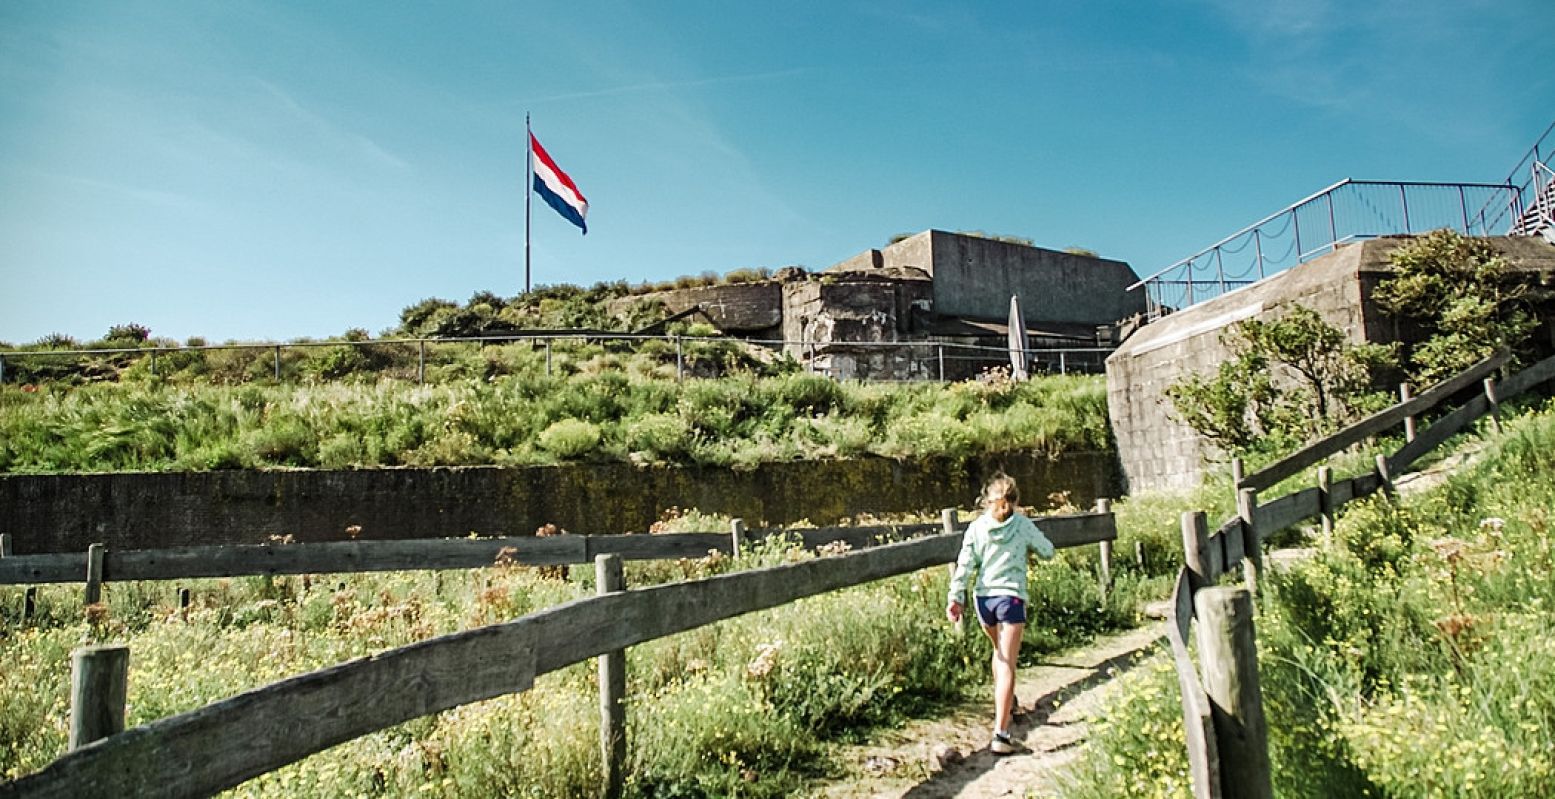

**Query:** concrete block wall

left=1107, top=244, right=1374, bottom=492
left=1107, top=235, right=1555, bottom=492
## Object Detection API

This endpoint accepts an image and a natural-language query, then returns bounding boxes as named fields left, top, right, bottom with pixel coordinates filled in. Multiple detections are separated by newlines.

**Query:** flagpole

left=524, top=113, right=533, bottom=295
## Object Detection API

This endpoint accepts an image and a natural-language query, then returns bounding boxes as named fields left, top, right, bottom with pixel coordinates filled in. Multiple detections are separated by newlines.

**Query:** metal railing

left=1129, top=179, right=1519, bottom=320
left=0, top=333, right=1117, bottom=386
left=1513, top=160, right=1555, bottom=236
left=1474, top=119, right=1555, bottom=235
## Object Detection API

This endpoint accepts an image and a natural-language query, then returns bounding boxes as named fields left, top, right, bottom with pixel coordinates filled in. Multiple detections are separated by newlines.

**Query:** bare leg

left=991, top=622, right=1025, bottom=734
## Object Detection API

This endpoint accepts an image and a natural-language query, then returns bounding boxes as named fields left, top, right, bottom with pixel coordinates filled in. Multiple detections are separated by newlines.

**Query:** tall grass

left=0, top=521, right=1151, bottom=797
left=1058, top=400, right=1555, bottom=798
left=0, top=373, right=1110, bottom=474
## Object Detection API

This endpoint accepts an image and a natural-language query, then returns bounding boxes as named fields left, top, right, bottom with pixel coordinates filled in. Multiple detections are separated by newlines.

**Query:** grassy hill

left=0, top=370, right=1110, bottom=474
left=1060, top=402, right=1555, bottom=797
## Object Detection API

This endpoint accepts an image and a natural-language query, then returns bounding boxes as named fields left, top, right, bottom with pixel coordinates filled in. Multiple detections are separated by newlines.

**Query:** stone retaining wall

left=1, top=452, right=1120, bottom=555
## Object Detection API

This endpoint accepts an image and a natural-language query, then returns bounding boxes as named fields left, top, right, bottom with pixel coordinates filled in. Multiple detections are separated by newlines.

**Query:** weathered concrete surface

left=782, top=275, right=935, bottom=379
left=839, top=231, right=1147, bottom=326
left=0, top=451, right=1121, bottom=555
left=1106, top=235, right=1555, bottom=493
left=607, top=282, right=784, bottom=334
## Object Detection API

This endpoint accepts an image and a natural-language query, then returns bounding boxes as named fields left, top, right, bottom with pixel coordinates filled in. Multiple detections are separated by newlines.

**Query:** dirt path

left=805, top=443, right=1488, bottom=798
left=809, top=623, right=1165, bottom=799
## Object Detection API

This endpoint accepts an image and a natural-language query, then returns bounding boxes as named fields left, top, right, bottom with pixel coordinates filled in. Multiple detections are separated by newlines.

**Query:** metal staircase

left=1477, top=119, right=1555, bottom=241
left=1511, top=159, right=1555, bottom=241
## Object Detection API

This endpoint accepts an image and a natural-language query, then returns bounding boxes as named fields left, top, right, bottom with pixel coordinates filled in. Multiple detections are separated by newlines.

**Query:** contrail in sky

left=527, top=67, right=811, bottom=104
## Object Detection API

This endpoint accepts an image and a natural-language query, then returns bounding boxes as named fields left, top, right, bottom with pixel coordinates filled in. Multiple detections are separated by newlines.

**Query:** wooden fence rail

left=1237, top=349, right=1508, bottom=493
left=0, top=511, right=1116, bottom=798
left=0, top=515, right=1113, bottom=588
left=1168, top=347, right=1555, bottom=797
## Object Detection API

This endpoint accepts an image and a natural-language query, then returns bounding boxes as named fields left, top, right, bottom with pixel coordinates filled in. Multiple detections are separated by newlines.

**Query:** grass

left=0, top=503, right=1161, bottom=798
left=1056, top=398, right=1555, bottom=798
left=0, top=371, right=1111, bottom=474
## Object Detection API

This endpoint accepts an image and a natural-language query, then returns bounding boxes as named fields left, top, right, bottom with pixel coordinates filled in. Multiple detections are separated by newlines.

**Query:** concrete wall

left=1107, top=244, right=1382, bottom=492
left=828, top=231, right=1146, bottom=327
left=0, top=452, right=1121, bottom=555
left=830, top=232, right=936, bottom=275
left=925, top=231, right=1147, bottom=325
left=607, top=282, right=784, bottom=334
left=1106, top=235, right=1555, bottom=492
left=780, top=277, right=935, bottom=378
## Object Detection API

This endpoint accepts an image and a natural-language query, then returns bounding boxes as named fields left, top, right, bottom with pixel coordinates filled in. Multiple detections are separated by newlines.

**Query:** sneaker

left=991, top=732, right=1016, bottom=755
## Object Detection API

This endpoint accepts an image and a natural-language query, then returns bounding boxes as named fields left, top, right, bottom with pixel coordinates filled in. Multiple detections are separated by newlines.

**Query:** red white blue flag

left=530, top=132, right=589, bottom=234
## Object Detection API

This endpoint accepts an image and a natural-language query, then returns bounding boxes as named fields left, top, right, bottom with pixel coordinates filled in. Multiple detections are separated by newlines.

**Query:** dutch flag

left=530, top=132, right=589, bottom=234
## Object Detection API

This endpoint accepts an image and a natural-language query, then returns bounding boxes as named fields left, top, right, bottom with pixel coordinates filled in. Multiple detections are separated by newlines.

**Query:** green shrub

left=0, top=373, right=1111, bottom=474
left=538, top=419, right=602, bottom=459
left=625, top=414, right=694, bottom=462
left=875, top=412, right=972, bottom=459
left=244, top=416, right=316, bottom=466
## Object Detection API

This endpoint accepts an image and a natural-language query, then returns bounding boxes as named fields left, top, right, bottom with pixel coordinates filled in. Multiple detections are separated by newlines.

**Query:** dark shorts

left=975, top=595, right=1026, bottom=626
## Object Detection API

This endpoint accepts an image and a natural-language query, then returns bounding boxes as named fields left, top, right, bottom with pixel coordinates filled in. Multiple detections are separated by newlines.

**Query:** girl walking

left=946, top=473, right=1055, bottom=754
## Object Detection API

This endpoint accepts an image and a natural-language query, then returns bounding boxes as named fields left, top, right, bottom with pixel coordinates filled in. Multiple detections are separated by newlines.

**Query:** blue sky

left=1, top=0, right=1551, bottom=345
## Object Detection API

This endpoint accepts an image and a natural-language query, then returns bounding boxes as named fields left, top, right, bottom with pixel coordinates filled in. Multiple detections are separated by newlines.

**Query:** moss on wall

left=2, top=452, right=1121, bottom=554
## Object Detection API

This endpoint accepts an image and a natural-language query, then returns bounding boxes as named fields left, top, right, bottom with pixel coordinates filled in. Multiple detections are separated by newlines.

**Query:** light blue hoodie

left=947, top=512, right=1055, bottom=605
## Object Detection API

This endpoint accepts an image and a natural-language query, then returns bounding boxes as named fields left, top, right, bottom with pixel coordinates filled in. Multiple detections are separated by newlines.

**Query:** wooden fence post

left=1095, top=499, right=1113, bottom=598
left=1230, top=457, right=1244, bottom=512
left=1237, top=489, right=1261, bottom=596
left=1134, top=540, right=1146, bottom=572
left=24, top=587, right=37, bottom=621
left=730, top=519, right=746, bottom=559
left=1181, top=511, right=1212, bottom=588
left=1375, top=453, right=1395, bottom=498
left=1400, top=383, right=1416, bottom=442
left=595, top=554, right=626, bottom=799
left=1317, top=466, right=1334, bottom=547
left=85, top=543, right=105, bottom=606
left=70, top=644, right=130, bottom=751
left=1484, top=377, right=1501, bottom=433
left=1194, top=587, right=1273, bottom=799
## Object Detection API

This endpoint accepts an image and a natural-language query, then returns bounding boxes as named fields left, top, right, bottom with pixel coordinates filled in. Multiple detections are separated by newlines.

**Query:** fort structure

left=616, top=230, right=1148, bottom=379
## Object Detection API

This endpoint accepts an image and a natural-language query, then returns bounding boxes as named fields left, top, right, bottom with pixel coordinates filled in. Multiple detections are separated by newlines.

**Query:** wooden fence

left=0, top=514, right=1114, bottom=615
left=1167, top=347, right=1555, bottom=798
left=0, top=508, right=1117, bottom=799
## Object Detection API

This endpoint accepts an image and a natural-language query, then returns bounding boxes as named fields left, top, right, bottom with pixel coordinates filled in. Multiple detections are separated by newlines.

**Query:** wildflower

left=1429, top=537, right=1468, bottom=564
left=817, top=540, right=853, bottom=557
left=746, top=641, right=783, bottom=679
